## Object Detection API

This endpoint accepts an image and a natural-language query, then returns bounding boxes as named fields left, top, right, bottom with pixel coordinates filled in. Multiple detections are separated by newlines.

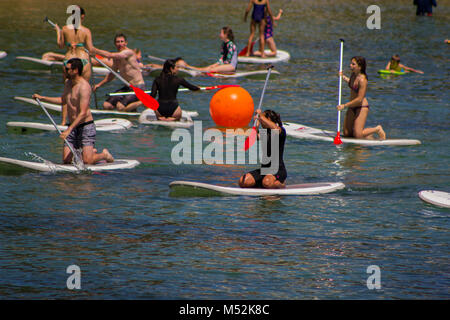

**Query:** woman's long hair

left=263, top=109, right=283, bottom=127
left=351, top=56, right=368, bottom=80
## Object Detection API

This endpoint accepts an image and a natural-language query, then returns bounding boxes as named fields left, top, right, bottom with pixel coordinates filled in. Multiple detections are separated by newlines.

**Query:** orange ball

left=209, top=87, right=254, bottom=128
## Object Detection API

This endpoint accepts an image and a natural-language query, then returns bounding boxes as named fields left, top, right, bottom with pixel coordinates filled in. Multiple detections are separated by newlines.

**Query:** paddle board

left=0, top=51, right=7, bottom=59
left=238, top=50, right=290, bottom=64
left=16, top=56, right=109, bottom=75
left=377, top=69, right=406, bottom=76
left=418, top=190, right=450, bottom=208
left=7, top=118, right=133, bottom=133
left=14, top=96, right=199, bottom=118
left=138, top=109, right=194, bottom=128
left=204, top=69, right=280, bottom=79
left=284, top=122, right=421, bottom=146
left=0, top=156, right=139, bottom=172
left=169, top=181, right=345, bottom=196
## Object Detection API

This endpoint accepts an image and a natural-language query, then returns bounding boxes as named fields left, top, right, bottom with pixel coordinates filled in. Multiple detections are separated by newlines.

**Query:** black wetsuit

left=249, top=126, right=287, bottom=186
left=151, top=74, right=200, bottom=117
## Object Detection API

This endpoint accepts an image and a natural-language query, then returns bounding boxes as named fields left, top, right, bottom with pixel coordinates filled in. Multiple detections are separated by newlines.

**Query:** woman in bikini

left=337, top=56, right=386, bottom=140
left=52, top=6, right=96, bottom=80
left=244, top=0, right=273, bottom=58
left=239, top=109, right=287, bottom=189
left=151, top=59, right=200, bottom=121
left=179, top=27, right=238, bottom=74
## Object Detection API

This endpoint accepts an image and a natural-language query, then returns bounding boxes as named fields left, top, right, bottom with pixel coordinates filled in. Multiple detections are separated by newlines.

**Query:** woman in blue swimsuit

left=244, top=0, right=273, bottom=58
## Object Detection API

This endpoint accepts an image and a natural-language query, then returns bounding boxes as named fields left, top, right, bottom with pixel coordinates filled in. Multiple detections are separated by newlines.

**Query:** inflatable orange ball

left=209, top=87, right=254, bottom=128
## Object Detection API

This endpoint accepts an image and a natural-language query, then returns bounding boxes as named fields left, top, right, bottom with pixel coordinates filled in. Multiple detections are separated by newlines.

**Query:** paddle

left=238, top=39, right=258, bottom=57
left=243, top=65, right=274, bottom=151
left=334, top=39, right=345, bottom=145
left=44, top=16, right=57, bottom=28
left=106, top=85, right=240, bottom=97
left=35, top=98, right=85, bottom=170
left=87, top=49, right=159, bottom=110
left=88, top=56, right=99, bottom=109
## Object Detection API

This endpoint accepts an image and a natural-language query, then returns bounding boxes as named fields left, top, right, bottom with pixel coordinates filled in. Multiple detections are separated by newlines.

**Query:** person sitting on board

left=41, top=51, right=114, bottom=69
left=239, top=109, right=287, bottom=189
left=244, top=0, right=274, bottom=58
left=252, top=8, right=283, bottom=57
left=32, top=58, right=114, bottom=165
left=93, top=33, right=146, bottom=112
left=178, top=27, right=238, bottom=74
left=385, top=54, right=424, bottom=74
left=52, top=6, right=98, bottom=81
left=150, top=59, right=200, bottom=121
left=338, top=56, right=386, bottom=140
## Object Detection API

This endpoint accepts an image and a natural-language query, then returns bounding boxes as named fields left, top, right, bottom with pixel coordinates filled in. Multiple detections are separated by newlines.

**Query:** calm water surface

left=0, top=0, right=449, bottom=299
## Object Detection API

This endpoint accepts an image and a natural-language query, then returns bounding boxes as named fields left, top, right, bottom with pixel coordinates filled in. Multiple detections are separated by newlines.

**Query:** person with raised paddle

left=244, top=0, right=274, bottom=58
left=32, top=58, right=114, bottom=165
left=337, top=56, right=386, bottom=140
left=385, top=54, right=424, bottom=74
left=177, top=27, right=238, bottom=74
left=92, top=33, right=147, bottom=112
left=239, top=109, right=287, bottom=189
left=150, top=59, right=200, bottom=121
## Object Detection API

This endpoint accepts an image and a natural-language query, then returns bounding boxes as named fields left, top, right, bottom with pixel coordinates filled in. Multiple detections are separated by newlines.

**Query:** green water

left=0, top=0, right=449, bottom=299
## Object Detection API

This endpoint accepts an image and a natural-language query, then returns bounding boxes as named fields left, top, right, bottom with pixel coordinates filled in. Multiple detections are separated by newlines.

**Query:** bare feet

left=377, top=125, right=386, bottom=140
left=103, top=149, right=114, bottom=163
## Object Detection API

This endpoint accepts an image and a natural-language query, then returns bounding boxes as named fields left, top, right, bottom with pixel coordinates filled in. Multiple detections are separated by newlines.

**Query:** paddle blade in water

left=244, top=127, right=257, bottom=151
left=131, top=85, right=159, bottom=110
left=334, top=131, right=343, bottom=145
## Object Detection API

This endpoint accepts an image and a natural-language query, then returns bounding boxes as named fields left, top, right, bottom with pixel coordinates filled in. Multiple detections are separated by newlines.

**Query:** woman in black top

left=239, top=109, right=287, bottom=189
left=151, top=59, right=200, bottom=121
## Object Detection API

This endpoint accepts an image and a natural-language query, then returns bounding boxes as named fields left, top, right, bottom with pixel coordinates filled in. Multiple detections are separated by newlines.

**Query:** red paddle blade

left=334, top=131, right=343, bottom=145
left=243, top=127, right=257, bottom=151
left=238, top=41, right=256, bottom=56
left=131, top=85, right=159, bottom=110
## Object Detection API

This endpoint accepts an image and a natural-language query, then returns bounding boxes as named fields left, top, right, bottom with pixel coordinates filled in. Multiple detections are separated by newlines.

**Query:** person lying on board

left=93, top=33, right=146, bottom=112
left=338, top=56, right=386, bottom=140
left=177, top=27, right=238, bottom=74
left=32, top=58, right=114, bottom=164
left=385, top=54, right=424, bottom=74
left=239, top=109, right=287, bottom=189
left=244, top=0, right=274, bottom=58
left=252, top=8, right=283, bottom=57
left=41, top=51, right=114, bottom=68
left=150, top=59, right=200, bottom=121
left=134, top=48, right=162, bottom=70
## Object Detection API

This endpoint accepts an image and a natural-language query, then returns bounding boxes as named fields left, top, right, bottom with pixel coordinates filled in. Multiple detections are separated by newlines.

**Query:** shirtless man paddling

left=33, top=58, right=114, bottom=164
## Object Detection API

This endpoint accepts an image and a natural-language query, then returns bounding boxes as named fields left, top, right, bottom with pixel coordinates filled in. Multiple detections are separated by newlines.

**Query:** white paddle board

left=418, top=190, right=450, bottom=208
left=238, top=50, right=290, bottom=64
left=284, top=122, right=421, bottom=146
left=14, top=96, right=199, bottom=118
left=16, top=56, right=109, bottom=75
left=169, top=181, right=345, bottom=196
left=0, top=156, right=139, bottom=172
left=203, top=69, right=280, bottom=79
left=7, top=118, right=133, bottom=133
left=138, top=109, right=194, bottom=128
left=0, top=51, right=7, bottom=59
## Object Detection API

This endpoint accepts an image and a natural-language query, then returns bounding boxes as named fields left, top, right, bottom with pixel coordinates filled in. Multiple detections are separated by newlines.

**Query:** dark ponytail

left=159, top=59, right=177, bottom=79
left=222, top=26, right=234, bottom=42
left=263, top=109, right=283, bottom=127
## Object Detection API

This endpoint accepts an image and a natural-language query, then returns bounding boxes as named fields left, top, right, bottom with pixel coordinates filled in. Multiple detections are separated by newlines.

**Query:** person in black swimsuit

left=151, top=59, right=200, bottom=121
left=239, top=109, right=287, bottom=189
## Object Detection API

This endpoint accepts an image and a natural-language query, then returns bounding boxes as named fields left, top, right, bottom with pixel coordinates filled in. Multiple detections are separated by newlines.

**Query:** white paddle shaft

left=337, top=39, right=344, bottom=133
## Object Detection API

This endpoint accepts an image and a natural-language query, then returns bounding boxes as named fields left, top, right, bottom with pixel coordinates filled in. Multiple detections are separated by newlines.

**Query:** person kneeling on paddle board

left=150, top=59, right=200, bottom=121
left=338, top=56, right=386, bottom=140
left=178, top=27, right=238, bottom=74
left=239, top=109, right=287, bottom=189
left=33, top=58, right=114, bottom=164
